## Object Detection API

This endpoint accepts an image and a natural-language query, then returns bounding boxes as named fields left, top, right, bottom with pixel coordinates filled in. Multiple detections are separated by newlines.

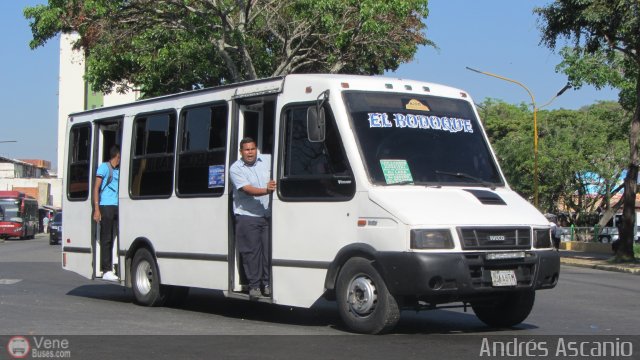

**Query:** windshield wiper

left=386, top=180, right=414, bottom=186
left=434, top=170, right=496, bottom=190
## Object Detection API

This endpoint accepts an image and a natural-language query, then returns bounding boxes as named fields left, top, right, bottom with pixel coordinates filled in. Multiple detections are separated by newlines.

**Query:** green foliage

left=481, top=100, right=628, bottom=217
left=535, top=0, right=640, bottom=259
left=24, top=0, right=434, bottom=97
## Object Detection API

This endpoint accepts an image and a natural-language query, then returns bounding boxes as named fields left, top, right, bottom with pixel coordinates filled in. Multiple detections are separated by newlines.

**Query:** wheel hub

left=347, top=276, right=377, bottom=316
left=135, top=260, right=153, bottom=295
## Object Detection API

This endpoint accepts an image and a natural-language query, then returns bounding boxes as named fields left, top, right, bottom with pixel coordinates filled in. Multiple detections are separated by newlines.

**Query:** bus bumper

left=0, top=226, right=21, bottom=238
left=374, top=250, right=559, bottom=301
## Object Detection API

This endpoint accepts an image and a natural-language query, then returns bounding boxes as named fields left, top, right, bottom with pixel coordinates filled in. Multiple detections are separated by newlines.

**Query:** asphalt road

left=1, top=234, right=638, bottom=359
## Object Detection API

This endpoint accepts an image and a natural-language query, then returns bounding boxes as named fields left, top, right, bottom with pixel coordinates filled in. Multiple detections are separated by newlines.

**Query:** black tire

left=472, top=291, right=535, bottom=328
left=336, top=257, right=400, bottom=334
left=165, top=286, right=190, bottom=307
left=131, top=248, right=168, bottom=307
left=600, top=235, right=611, bottom=244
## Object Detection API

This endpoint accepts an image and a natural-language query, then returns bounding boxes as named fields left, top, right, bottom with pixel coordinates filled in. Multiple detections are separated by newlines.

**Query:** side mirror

left=307, top=90, right=329, bottom=142
left=307, top=106, right=326, bottom=142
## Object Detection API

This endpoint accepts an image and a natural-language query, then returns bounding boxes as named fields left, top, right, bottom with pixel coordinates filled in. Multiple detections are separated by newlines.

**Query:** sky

left=0, top=0, right=619, bottom=171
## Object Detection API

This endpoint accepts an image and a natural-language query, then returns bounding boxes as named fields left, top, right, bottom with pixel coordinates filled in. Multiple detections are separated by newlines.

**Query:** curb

left=560, top=258, right=640, bottom=275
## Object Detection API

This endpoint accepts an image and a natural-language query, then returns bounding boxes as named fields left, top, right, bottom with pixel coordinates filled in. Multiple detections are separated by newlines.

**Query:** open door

left=92, top=120, right=122, bottom=280
left=229, top=98, right=276, bottom=298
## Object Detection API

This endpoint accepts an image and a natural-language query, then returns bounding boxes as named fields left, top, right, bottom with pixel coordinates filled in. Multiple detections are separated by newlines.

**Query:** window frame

left=66, top=123, right=92, bottom=201
left=129, top=109, right=178, bottom=199
left=175, top=101, right=229, bottom=198
left=277, top=101, right=355, bottom=202
left=342, top=90, right=504, bottom=187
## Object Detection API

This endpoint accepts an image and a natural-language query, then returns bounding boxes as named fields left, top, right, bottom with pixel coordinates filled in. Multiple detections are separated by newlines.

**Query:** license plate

left=490, top=270, right=517, bottom=287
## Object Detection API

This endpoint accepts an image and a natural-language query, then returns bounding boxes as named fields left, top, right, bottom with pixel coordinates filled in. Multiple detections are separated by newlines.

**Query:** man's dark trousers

left=235, top=215, right=269, bottom=290
left=99, top=205, right=118, bottom=273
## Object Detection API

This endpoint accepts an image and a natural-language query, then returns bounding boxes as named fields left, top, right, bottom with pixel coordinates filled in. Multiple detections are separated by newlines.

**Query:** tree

left=24, top=0, right=434, bottom=97
left=481, top=100, right=627, bottom=224
left=536, top=0, right=640, bottom=261
left=539, top=103, right=627, bottom=224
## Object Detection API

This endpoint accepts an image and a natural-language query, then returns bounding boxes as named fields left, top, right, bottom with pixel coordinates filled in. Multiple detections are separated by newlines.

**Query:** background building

left=57, top=32, right=139, bottom=178
left=1, top=33, right=139, bottom=212
left=0, top=155, right=60, bottom=211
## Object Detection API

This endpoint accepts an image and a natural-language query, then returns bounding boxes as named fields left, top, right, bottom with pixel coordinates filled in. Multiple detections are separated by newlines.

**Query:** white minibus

left=62, top=74, right=559, bottom=334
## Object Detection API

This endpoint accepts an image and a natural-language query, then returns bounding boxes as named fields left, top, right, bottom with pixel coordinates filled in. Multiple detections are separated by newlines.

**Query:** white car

left=598, top=227, right=619, bottom=244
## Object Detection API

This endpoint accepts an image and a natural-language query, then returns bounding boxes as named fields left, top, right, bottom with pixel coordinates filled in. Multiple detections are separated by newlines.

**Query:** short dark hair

left=109, top=145, right=120, bottom=159
left=239, top=137, right=256, bottom=150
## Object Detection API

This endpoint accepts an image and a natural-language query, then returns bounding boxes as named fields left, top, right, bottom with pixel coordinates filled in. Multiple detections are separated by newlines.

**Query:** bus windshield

left=343, top=91, right=503, bottom=187
left=0, top=199, right=21, bottom=222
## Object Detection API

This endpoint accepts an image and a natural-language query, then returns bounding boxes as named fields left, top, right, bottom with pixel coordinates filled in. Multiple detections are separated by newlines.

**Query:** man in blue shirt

left=92, top=145, right=120, bottom=282
left=230, top=137, right=276, bottom=299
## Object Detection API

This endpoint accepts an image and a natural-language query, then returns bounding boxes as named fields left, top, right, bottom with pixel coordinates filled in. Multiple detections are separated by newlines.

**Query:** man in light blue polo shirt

left=230, top=137, right=276, bottom=299
left=92, top=145, right=120, bottom=282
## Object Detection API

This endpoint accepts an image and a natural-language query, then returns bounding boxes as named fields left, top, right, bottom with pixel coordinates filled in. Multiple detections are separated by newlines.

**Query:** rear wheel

left=131, top=248, right=168, bottom=306
left=472, top=291, right=535, bottom=328
left=336, top=257, right=400, bottom=334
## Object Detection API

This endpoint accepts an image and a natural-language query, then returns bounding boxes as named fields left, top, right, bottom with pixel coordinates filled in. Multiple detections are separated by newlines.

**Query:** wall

left=57, top=32, right=86, bottom=178
left=0, top=163, right=15, bottom=178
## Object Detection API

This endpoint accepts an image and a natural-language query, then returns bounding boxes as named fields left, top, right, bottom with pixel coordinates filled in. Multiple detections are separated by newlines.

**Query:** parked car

left=598, top=227, right=618, bottom=244
left=49, top=213, right=62, bottom=245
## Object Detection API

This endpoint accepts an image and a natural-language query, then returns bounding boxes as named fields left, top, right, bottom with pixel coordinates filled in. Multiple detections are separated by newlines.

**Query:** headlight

left=410, top=229, right=454, bottom=249
left=534, top=228, right=552, bottom=248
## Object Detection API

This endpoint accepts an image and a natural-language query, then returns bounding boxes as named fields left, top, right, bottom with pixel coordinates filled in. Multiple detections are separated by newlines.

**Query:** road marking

left=0, top=279, right=22, bottom=285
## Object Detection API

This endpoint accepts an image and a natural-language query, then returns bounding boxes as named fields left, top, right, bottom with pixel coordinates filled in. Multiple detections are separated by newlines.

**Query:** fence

left=558, top=226, right=615, bottom=243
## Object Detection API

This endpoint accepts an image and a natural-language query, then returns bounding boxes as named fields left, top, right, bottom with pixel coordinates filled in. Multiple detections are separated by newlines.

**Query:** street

left=1, top=234, right=639, bottom=359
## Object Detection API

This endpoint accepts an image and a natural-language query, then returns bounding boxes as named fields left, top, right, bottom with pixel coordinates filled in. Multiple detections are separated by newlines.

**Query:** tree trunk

left=617, top=73, right=640, bottom=261
left=597, top=196, right=623, bottom=232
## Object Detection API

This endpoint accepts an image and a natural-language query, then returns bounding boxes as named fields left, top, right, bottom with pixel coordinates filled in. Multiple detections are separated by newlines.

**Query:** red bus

left=0, top=191, right=39, bottom=240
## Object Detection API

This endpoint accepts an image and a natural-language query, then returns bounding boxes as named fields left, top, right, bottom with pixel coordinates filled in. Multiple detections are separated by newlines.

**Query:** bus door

left=92, top=119, right=122, bottom=280
left=229, top=97, right=275, bottom=296
left=270, top=100, right=357, bottom=307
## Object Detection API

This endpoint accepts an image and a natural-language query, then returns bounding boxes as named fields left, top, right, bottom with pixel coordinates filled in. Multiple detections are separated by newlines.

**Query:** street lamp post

left=466, top=67, right=570, bottom=209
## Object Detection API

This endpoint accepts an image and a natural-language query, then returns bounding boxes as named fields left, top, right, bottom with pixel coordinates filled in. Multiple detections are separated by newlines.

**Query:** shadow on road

left=66, top=285, right=537, bottom=334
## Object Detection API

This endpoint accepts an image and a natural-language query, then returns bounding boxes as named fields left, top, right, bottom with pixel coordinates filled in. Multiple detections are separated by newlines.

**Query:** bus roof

left=67, top=74, right=470, bottom=118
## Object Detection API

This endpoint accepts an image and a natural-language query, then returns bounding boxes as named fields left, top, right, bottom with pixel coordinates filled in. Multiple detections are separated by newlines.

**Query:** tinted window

left=67, top=124, right=92, bottom=200
left=130, top=112, right=177, bottom=197
left=280, top=105, right=354, bottom=200
left=344, top=92, right=502, bottom=186
left=177, top=104, right=228, bottom=196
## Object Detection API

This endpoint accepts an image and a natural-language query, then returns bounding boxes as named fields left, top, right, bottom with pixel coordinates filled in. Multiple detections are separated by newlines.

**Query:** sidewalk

left=560, top=250, right=640, bottom=275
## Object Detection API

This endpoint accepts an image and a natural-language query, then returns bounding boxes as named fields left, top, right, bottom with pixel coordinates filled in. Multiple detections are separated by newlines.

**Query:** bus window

left=279, top=105, right=355, bottom=200
left=68, top=124, right=92, bottom=200
left=130, top=111, right=177, bottom=198
left=177, top=103, right=228, bottom=196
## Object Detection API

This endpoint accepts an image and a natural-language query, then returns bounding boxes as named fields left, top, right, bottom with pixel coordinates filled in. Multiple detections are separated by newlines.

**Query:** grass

left=606, top=244, right=640, bottom=264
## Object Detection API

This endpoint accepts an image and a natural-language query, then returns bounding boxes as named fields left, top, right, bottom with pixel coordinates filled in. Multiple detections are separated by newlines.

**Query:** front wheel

left=472, top=291, right=535, bottom=328
left=131, top=248, right=168, bottom=306
left=336, top=257, right=400, bottom=334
